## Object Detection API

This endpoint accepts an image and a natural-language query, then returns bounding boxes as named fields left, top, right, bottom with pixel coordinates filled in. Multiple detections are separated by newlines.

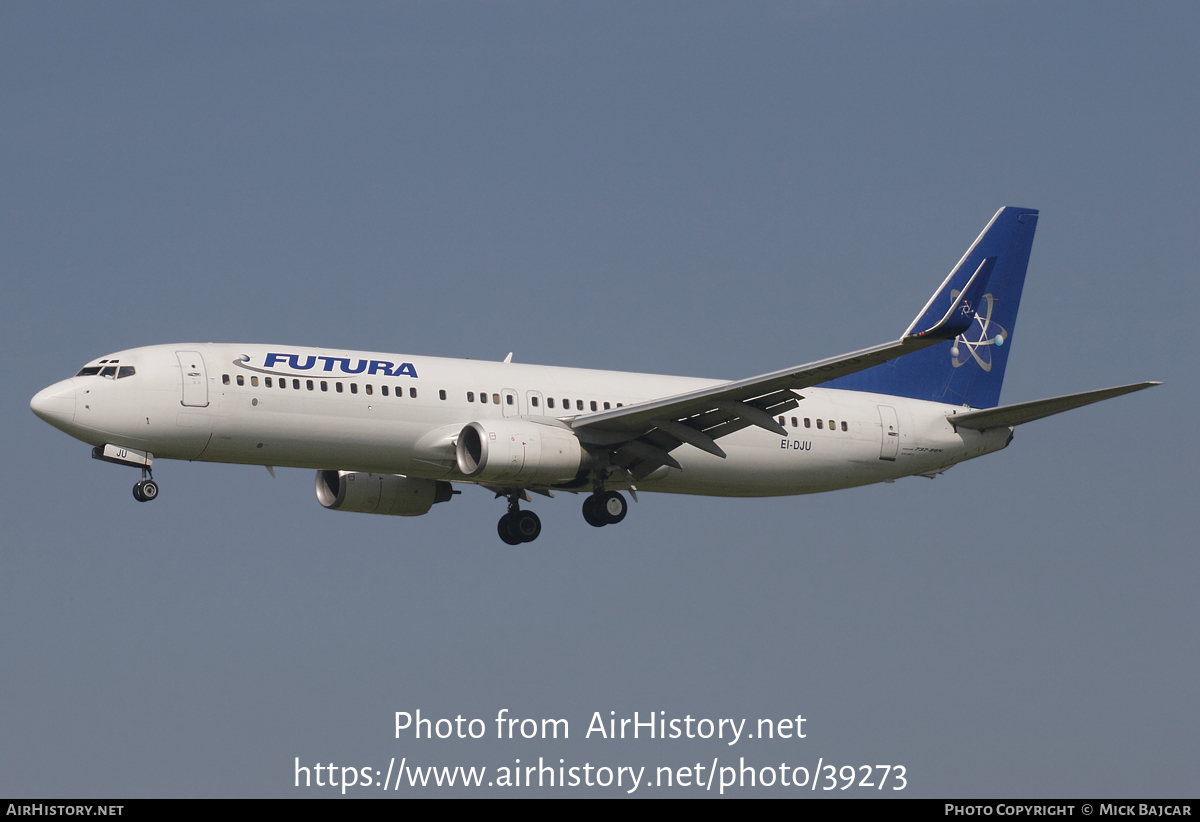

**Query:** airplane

left=30, top=207, right=1158, bottom=544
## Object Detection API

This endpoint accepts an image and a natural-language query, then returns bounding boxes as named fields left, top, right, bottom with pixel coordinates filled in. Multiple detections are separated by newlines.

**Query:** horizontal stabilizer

left=949, top=382, right=1161, bottom=431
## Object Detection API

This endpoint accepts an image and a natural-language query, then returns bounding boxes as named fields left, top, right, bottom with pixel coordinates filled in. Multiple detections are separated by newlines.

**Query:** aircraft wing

left=570, top=257, right=996, bottom=479
left=575, top=335, right=941, bottom=437
left=948, top=382, right=1161, bottom=431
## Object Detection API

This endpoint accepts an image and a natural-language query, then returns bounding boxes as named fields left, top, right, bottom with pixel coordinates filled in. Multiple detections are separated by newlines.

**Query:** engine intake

left=315, top=470, right=454, bottom=516
left=456, top=419, right=584, bottom=485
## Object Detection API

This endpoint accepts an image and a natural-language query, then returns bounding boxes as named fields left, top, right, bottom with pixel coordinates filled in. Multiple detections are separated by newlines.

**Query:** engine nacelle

left=456, top=419, right=584, bottom=485
left=315, top=470, right=454, bottom=516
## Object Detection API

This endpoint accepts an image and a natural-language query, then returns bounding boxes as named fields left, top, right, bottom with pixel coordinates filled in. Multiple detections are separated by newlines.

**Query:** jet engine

left=315, top=470, right=454, bottom=516
left=456, top=419, right=585, bottom=485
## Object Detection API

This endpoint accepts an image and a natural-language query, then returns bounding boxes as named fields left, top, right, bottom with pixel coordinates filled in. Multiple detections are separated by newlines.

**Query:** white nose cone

left=31, top=379, right=77, bottom=430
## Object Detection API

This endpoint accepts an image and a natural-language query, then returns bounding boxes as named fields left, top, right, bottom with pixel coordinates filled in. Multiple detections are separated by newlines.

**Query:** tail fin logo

left=948, top=292, right=1008, bottom=372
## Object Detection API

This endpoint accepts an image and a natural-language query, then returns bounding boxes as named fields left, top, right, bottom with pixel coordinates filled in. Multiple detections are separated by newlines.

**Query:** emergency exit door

left=502, top=389, right=520, bottom=417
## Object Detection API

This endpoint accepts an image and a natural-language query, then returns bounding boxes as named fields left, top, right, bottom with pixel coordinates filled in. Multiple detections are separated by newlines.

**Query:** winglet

left=910, top=256, right=995, bottom=340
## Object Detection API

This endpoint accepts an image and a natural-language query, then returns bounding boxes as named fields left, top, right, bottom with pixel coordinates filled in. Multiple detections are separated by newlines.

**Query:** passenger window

left=828, top=420, right=835, bottom=430
left=222, top=374, right=230, bottom=385
left=293, top=379, right=301, bottom=390
left=365, top=384, right=373, bottom=395
left=441, top=390, right=448, bottom=401
left=576, top=400, right=583, bottom=411
left=617, top=403, right=623, bottom=407
left=307, top=380, right=314, bottom=391
left=382, top=385, right=389, bottom=396
left=507, top=395, right=514, bottom=405
left=480, top=392, right=488, bottom=404
left=279, top=378, right=286, bottom=389
left=250, top=376, right=258, bottom=387
left=321, top=381, right=328, bottom=392
left=336, top=382, right=343, bottom=393
left=841, top=421, right=848, bottom=432
left=395, top=386, right=402, bottom=396
left=547, top=397, right=555, bottom=409
left=531, top=396, right=539, bottom=407
left=265, top=377, right=272, bottom=387
left=76, top=367, right=102, bottom=377
left=604, top=402, right=610, bottom=410
left=563, top=399, right=569, bottom=409
left=467, top=392, right=474, bottom=402
left=816, top=419, right=823, bottom=429
left=590, top=401, right=597, bottom=411
left=410, top=388, right=417, bottom=398
left=350, top=383, right=358, bottom=394
left=804, top=418, right=811, bottom=428
left=237, top=375, right=245, bottom=386
left=492, top=393, right=500, bottom=404
left=778, top=416, right=785, bottom=425
left=791, top=417, right=798, bottom=427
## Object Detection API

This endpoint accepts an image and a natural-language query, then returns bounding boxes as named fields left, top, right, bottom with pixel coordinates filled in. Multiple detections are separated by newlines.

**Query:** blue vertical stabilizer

left=823, top=207, right=1038, bottom=409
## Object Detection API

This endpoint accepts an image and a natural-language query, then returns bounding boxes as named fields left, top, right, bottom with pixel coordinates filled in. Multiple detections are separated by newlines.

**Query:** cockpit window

left=117, top=366, right=136, bottom=379
left=99, top=366, right=118, bottom=378
left=75, top=366, right=102, bottom=377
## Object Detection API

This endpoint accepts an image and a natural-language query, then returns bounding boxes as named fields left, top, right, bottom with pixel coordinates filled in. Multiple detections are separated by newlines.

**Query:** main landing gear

left=497, top=496, right=541, bottom=545
left=583, top=490, right=627, bottom=527
left=132, top=469, right=158, bottom=503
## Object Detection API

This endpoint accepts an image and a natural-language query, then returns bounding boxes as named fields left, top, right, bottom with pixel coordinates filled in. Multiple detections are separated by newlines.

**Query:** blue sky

left=2, top=1, right=1196, bottom=797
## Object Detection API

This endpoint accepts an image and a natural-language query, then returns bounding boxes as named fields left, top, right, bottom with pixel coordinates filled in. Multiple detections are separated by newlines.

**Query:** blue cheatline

left=822, top=206, right=1039, bottom=409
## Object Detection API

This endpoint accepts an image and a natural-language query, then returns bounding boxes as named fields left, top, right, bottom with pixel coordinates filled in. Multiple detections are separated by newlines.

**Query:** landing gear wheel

left=497, top=514, right=522, bottom=545
left=582, top=494, right=606, bottom=527
left=133, top=480, right=158, bottom=502
left=598, top=490, right=626, bottom=524
left=513, top=510, right=541, bottom=543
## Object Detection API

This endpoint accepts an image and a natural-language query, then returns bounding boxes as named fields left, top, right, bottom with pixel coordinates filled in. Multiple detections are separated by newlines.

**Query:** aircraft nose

left=31, top=379, right=77, bottom=429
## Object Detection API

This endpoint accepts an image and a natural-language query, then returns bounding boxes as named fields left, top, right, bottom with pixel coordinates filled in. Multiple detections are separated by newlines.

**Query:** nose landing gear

left=92, top=445, right=159, bottom=503
left=132, top=468, right=158, bottom=502
left=497, top=495, right=541, bottom=545
left=583, top=490, right=626, bottom=527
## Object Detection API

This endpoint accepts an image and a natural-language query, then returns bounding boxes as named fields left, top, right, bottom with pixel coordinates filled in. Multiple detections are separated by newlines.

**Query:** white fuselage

left=32, top=343, right=1012, bottom=497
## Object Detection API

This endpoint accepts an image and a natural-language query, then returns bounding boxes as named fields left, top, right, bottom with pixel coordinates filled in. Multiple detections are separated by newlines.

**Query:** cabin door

left=176, top=351, right=209, bottom=407
left=877, top=405, right=899, bottom=461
